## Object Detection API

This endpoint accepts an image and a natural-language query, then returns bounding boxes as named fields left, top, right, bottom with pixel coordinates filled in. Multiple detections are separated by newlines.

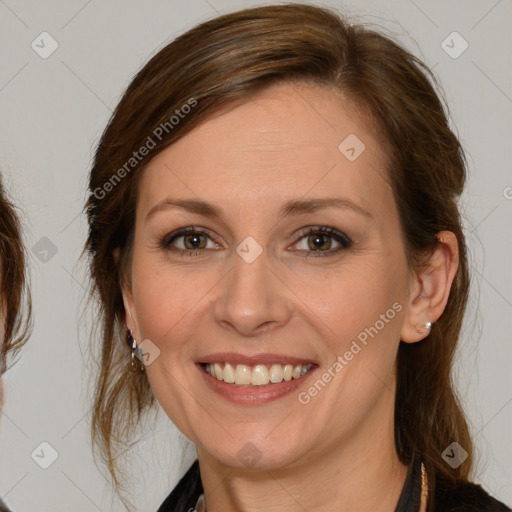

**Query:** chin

left=197, top=426, right=312, bottom=472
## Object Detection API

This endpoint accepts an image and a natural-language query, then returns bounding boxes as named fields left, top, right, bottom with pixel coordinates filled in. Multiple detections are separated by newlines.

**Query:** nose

left=213, top=245, right=292, bottom=338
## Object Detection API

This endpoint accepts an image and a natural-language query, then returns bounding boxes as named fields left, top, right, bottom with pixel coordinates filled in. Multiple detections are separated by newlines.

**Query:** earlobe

left=121, top=283, right=138, bottom=335
left=400, top=231, right=459, bottom=344
left=123, top=292, right=143, bottom=371
left=117, top=248, right=137, bottom=335
left=124, top=302, right=135, bottom=332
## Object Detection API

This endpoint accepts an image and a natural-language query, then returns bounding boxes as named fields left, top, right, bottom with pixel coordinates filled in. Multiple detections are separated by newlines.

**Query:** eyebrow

left=145, top=197, right=373, bottom=223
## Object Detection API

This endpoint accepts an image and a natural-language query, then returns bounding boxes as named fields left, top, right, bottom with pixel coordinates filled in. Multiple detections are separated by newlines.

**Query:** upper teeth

left=204, top=362, right=313, bottom=386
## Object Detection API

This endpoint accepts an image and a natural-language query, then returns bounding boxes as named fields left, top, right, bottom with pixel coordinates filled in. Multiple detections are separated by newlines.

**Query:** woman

left=0, top=174, right=32, bottom=512
left=84, top=4, right=510, bottom=511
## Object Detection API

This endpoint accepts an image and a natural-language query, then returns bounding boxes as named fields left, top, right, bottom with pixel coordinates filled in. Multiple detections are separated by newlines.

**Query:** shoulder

left=434, top=477, right=511, bottom=512
left=156, top=459, right=203, bottom=512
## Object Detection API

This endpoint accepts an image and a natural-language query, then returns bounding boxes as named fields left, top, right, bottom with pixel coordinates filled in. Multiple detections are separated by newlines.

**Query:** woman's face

left=123, top=82, right=417, bottom=471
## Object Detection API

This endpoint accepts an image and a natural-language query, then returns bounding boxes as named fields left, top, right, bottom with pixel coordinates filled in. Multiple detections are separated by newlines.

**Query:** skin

left=122, top=82, right=458, bottom=512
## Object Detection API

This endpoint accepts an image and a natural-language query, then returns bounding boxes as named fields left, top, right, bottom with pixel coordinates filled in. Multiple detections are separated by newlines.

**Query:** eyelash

left=159, top=226, right=353, bottom=258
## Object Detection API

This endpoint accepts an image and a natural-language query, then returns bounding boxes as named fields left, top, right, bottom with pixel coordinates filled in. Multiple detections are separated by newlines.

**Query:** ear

left=400, top=231, right=459, bottom=343
left=115, top=247, right=140, bottom=339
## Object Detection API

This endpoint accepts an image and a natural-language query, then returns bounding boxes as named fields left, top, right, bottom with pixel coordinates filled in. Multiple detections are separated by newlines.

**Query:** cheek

left=307, top=261, right=406, bottom=421
left=314, top=263, right=406, bottom=412
left=132, top=257, right=195, bottom=336
left=320, top=259, right=405, bottom=341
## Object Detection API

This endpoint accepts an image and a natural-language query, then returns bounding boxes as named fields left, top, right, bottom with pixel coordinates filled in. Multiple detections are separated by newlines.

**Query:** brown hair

left=84, top=4, right=472, bottom=509
left=0, top=174, right=32, bottom=376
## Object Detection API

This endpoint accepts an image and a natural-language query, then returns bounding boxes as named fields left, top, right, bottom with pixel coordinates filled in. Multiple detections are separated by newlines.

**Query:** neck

left=196, top=383, right=409, bottom=512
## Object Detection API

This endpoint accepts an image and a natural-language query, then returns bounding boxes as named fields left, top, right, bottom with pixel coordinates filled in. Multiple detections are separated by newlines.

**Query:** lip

left=196, top=359, right=318, bottom=405
left=195, top=352, right=318, bottom=367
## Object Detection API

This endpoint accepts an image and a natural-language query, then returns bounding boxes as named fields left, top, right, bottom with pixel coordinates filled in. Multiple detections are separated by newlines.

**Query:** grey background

left=0, top=0, right=510, bottom=510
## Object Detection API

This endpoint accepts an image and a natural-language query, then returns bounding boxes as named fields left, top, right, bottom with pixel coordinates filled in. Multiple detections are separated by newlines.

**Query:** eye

left=292, top=226, right=352, bottom=258
left=159, top=225, right=352, bottom=258
left=160, top=227, right=219, bottom=256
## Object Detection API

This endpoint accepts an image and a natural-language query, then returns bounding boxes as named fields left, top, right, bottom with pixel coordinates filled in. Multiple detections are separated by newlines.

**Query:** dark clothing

left=157, top=459, right=203, bottom=512
left=156, top=454, right=511, bottom=512
left=0, top=498, right=12, bottom=512
left=434, top=478, right=510, bottom=511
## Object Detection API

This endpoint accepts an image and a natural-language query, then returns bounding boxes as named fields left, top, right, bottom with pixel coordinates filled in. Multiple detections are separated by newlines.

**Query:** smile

left=201, top=362, right=315, bottom=386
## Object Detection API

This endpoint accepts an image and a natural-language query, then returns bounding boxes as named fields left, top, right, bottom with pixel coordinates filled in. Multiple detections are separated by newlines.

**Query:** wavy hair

left=0, top=174, right=32, bottom=377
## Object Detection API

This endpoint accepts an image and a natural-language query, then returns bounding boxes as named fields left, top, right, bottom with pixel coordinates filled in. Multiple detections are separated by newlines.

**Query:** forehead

left=138, top=82, right=392, bottom=219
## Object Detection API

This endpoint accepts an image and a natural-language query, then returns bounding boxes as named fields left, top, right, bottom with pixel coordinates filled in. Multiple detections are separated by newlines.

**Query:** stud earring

left=127, top=329, right=144, bottom=372
left=416, top=321, right=432, bottom=336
